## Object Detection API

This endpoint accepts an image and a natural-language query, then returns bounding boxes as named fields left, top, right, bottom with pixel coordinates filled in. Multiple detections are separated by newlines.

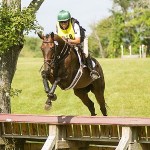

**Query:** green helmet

left=57, top=10, right=71, bottom=21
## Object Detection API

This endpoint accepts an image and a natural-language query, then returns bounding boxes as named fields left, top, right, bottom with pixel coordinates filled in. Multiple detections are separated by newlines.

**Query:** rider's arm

left=68, top=23, right=81, bottom=45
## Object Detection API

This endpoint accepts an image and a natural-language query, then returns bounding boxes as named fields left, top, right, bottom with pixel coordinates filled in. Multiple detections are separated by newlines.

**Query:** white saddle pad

left=92, top=60, right=96, bottom=68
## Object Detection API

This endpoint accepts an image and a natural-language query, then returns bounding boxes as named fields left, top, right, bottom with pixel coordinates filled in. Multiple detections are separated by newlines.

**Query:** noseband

left=46, top=41, right=70, bottom=61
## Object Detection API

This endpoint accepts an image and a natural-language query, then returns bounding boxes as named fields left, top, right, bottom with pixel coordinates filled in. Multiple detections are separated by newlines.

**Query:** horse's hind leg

left=73, top=88, right=96, bottom=116
left=91, top=80, right=107, bottom=116
left=96, top=91, right=107, bottom=116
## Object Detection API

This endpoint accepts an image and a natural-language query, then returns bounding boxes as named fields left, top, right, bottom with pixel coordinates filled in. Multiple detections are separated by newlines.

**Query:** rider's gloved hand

left=62, top=36, right=68, bottom=42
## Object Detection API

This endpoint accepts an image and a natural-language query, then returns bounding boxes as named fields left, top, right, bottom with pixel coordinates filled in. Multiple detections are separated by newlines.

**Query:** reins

left=39, top=40, right=55, bottom=72
left=39, top=59, right=55, bottom=72
left=39, top=40, right=70, bottom=72
left=55, top=42, right=70, bottom=63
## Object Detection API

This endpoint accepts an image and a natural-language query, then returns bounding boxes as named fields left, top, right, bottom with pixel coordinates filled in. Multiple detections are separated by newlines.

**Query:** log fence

left=0, top=114, right=150, bottom=150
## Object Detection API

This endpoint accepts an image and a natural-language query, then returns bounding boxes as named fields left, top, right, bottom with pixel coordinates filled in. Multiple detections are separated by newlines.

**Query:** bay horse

left=38, top=32, right=107, bottom=116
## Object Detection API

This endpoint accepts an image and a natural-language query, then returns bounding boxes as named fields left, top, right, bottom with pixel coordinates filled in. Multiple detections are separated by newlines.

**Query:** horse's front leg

left=41, top=70, right=53, bottom=110
left=45, top=78, right=60, bottom=110
left=41, top=70, right=50, bottom=93
left=47, top=77, right=60, bottom=100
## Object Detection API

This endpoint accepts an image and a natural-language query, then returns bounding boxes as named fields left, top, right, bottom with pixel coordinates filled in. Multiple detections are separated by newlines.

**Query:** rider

left=56, top=10, right=100, bottom=80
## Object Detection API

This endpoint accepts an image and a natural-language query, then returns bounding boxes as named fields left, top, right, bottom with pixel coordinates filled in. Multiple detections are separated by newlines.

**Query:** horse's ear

left=51, top=32, right=54, bottom=39
left=37, top=32, right=44, bottom=39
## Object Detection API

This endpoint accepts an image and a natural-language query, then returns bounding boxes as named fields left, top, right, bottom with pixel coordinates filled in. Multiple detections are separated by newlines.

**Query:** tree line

left=89, top=0, right=150, bottom=58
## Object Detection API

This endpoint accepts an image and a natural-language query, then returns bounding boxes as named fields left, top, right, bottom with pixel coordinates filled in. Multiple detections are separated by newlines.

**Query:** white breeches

left=83, top=37, right=88, bottom=58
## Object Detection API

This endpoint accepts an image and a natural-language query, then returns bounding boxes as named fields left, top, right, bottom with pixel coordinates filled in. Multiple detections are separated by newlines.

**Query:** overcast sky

left=21, top=0, right=113, bottom=36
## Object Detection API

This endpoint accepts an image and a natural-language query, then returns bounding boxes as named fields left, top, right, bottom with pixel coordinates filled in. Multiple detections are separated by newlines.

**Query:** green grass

left=11, top=57, right=150, bottom=117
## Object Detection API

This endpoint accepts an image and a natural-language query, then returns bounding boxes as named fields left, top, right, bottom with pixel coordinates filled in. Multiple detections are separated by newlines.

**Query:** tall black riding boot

left=86, top=56, right=100, bottom=80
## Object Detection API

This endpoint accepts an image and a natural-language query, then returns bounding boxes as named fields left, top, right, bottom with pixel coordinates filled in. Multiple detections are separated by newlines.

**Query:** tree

left=113, top=0, right=131, bottom=14
left=89, top=0, right=150, bottom=58
left=89, top=17, right=113, bottom=58
left=111, top=0, right=150, bottom=55
left=89, top=23, right=104, bottom=58
left=0, top=0, right=44, bottom=113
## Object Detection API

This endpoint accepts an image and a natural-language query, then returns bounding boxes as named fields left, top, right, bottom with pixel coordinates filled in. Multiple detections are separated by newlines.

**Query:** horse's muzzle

left=41, top=70, right=50, bottom=79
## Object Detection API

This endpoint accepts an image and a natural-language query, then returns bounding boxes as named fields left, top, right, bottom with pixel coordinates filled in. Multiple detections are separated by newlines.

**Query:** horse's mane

left=54, top=34, right=64, bottom=43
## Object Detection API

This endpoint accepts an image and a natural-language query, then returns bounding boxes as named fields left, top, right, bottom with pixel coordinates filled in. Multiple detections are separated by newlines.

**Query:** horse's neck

left=54, top=34, right=65, bottom=46
left=54, top=34, right=79, bottom=66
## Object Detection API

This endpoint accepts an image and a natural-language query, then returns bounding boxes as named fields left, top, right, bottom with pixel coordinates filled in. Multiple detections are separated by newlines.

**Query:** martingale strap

left=65, top=48, right=83, bottom=90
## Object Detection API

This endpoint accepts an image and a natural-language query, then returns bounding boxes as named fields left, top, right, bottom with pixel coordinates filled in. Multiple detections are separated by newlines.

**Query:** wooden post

left=116, top=127, right=132, bottom=150
left=41, top=125, right=57, bottom=150
left=128, top=127, right=139, bottom=150
left=129, top=45, right=132, bottom=56
left=139, top=45, right=142, bottom=58
left=121, top=45, right=124, bottom=58
left=141, top=44, right=146, bottom=58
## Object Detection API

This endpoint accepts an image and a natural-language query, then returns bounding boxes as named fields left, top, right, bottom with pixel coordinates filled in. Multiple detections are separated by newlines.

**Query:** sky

left=21, top=0, right=113, bottom=36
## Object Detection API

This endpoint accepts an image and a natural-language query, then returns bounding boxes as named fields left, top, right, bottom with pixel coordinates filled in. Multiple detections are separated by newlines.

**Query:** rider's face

left=59, top=20, right=69, bottom=30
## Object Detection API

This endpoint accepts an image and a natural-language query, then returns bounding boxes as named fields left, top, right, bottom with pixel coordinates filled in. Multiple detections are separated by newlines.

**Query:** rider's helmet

left=57, top=10, right=71, bottom=22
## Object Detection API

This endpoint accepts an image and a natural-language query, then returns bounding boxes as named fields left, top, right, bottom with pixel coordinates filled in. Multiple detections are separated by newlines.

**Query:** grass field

left=11, top=57, right=150, bottom=117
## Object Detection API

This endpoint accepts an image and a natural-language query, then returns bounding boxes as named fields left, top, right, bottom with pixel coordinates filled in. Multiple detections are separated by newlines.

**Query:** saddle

left=64, top=46, right=85, bottom=90
left=73, top=46, right=96, bottom=68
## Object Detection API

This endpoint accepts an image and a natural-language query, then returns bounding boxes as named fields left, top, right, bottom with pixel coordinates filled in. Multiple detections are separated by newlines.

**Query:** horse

left=38, top=32, right=107, bottom=116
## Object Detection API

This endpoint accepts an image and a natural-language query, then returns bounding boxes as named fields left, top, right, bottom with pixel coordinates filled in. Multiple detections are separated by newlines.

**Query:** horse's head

left=38, top=32, right=56, bottom=72
left=38, top=32, right=69, bottom=73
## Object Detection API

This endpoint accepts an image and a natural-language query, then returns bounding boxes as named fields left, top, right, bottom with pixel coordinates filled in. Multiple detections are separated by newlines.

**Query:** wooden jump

left=0, top=114, right=150, bottom=150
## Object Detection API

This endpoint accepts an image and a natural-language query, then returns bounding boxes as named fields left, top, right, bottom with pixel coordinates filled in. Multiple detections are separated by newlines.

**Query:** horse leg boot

left=45, top=78, right=60, bottom=110
left=86, top=55, right=100, bottom=80
left=46, top=60, right=60, bottom=101
left=41, top=71, right=50, bottom=93
left=47, top=78, right=61, bottom=101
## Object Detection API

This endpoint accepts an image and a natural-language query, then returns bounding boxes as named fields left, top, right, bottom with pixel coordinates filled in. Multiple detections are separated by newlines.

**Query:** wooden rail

left=0, top=114, right=150, bottom=150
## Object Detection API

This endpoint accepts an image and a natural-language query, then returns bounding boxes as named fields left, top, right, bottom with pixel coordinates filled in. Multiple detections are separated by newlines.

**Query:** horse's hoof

left=45, top=97, right=52, bottom=110
left=91, top=113, right=97, bottom=116
left=44, top=104, right=52, bottom=110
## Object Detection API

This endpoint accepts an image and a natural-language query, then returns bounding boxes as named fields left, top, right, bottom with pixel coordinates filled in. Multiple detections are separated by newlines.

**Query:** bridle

left=43, top=41, right=55, bottom=66
left=40, top=38, right=71, bottom=72
left=54, top=42, right=70, bottom=62
left=39, top=40, right=55, bottom=72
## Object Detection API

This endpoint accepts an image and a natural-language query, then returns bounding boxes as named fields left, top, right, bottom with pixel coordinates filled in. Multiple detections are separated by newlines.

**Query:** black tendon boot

left=86, top=55, right=100, bottom=80
left=53, top=62, right=59, bottom=80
